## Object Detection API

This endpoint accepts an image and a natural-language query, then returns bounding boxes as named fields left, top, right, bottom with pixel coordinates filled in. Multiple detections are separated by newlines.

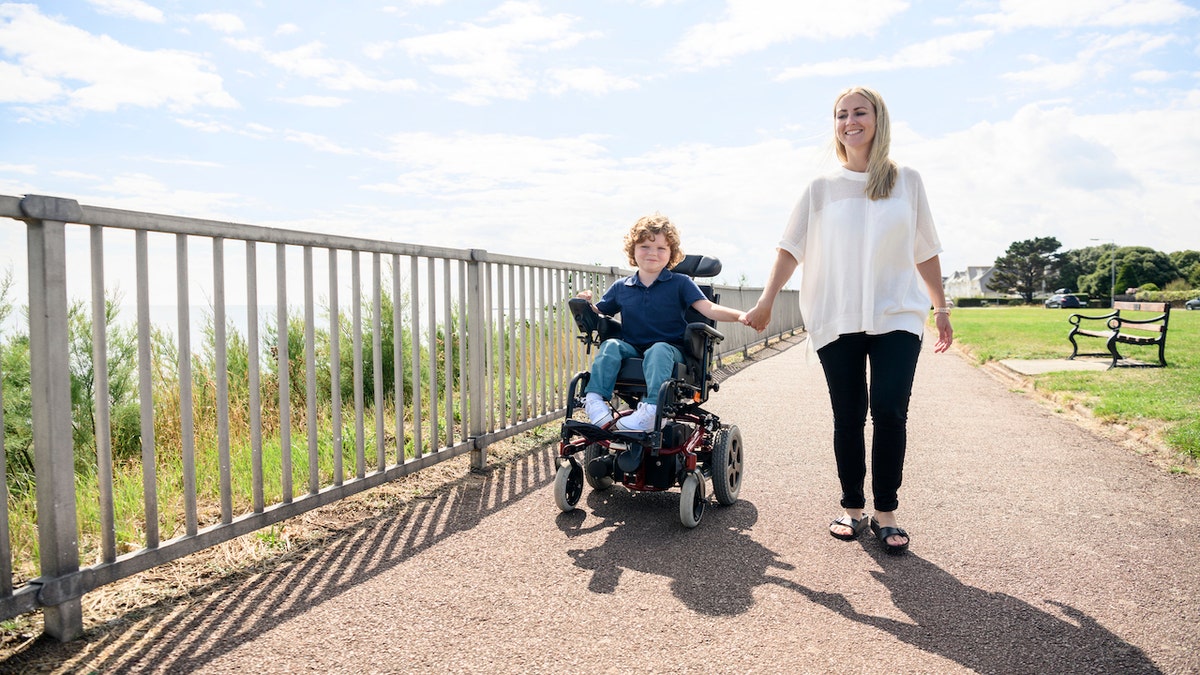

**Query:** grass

left=9, top=405, right=427, bottom=576
left=950, top=305, right=1200, bottom=461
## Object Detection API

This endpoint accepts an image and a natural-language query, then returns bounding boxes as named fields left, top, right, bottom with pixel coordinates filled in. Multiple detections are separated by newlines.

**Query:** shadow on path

left=559, top=492, right=792, bottom=616
left=558, top=489, right=1157, bottom=673
left=776, top=544, right=1160, bottom=674
left=3, top=446, right=561, bottom=674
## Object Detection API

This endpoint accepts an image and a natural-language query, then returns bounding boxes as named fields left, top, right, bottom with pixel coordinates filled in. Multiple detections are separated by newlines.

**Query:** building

left=944, top=266, right=1004, bottom=300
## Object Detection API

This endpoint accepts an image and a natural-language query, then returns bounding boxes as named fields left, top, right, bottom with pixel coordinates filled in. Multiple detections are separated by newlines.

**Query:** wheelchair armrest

left=684, top=321, right=724, bottom=360
left=568, top=297, right=622, bottom=345
left=568, top=297, right=600, bottom=333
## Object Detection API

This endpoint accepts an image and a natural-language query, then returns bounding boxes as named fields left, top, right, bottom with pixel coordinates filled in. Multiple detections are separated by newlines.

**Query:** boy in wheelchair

left=575, top=213, right=746, bottom=430
left=556, top=213, right=747, bottom=527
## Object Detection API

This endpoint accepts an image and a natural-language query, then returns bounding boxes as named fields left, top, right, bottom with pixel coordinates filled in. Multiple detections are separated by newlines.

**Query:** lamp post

left=1090, top=238, right=1115, bottom=308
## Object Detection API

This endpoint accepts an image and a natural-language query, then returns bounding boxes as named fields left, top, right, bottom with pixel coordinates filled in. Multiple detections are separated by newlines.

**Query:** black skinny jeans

left=817, top=330, right=921, bottom=513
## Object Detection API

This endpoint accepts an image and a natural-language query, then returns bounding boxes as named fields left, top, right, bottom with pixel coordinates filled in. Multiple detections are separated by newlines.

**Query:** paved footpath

left=7, top=336, right=1200, bottom=674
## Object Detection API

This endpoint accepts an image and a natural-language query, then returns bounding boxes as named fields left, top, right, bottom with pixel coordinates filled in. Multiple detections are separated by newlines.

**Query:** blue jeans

left=584, top=339, right=684, bottom=405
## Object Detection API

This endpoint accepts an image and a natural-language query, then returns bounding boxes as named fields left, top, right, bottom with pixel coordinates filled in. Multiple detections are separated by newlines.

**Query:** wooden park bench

left=1067, top=301, right=1170, bottom=369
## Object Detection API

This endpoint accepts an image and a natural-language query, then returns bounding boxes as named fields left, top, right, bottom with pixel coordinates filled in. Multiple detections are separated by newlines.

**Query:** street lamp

left=1090, top=238, right=1115, bottom=308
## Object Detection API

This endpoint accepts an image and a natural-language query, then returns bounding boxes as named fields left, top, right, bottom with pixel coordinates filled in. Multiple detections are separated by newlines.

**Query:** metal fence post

left=20, top=195, right=84, bottom=641
left=467, top=250, right=487, bottom=470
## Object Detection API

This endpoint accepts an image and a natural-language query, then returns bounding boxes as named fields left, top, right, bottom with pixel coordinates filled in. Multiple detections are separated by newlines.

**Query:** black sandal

left=870, top=517, right=910, bottom=554
left=829, top=514, right=868, bottom=541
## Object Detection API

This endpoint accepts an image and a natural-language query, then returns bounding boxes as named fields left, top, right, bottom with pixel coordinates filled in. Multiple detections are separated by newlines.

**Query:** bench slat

left=1112, top=301, right=1169, bottom=313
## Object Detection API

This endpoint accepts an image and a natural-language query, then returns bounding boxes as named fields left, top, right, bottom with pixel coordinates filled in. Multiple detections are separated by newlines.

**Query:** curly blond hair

left=623, top=213, right=684, bottom=268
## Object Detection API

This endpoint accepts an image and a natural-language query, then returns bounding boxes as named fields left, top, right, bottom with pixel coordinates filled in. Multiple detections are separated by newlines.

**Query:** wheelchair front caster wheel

left=554, top=460, right=584, bottom=512
left=679, top=471, right=706, bottom=528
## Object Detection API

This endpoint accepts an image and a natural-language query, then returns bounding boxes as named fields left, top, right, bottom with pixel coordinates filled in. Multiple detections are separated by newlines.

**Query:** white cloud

left=0, top=5, right=236, bottom=113
left=278, top=95, right=351, bottom=107
left=1002, top=57, right=1090, bottom=89
left=671, top=1, right=911, bottom=69
left=175, top=118, right=234, bottom=134
left=776, top=30, right=993, bottom=80
left=86, top=0, right=164, bottom=23
left=0, top=163, right=37, bottom=175
left=355, top=131, right=817, bottom=278
left=547, top=67, right=639, bottom=95
left=282, top=130, right=356, bottom=155
left=393, top=1, right=599, bottom=104
left=1003, top=30, right=1176, bottom=91
left=975, top=0, right=1197, bottom=29
left=342, top=87, right=1200, bottom=284
left=1131, top=69, right=1172, bottom=82
left=275, top=23, right=300, bottom=36
left=90, top=173, right=247, bottom=217
left=195, top=12, right=246, bottom=34
left=899, top=99, right=1200, bottom=273
left=131, top=156, right=224, bottom=169
left=230, top=38, right=418, bottom=93
left=0, top=60, right=63, bottom=104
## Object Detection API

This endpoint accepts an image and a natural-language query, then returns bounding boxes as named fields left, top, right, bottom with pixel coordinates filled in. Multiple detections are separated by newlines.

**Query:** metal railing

left=0, top=194, right=802, bottom=640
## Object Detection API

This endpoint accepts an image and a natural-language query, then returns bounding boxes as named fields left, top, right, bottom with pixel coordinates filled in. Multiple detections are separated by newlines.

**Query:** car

left=1044, top=293, right=1082, bottom=309
left=1186, top=297, right=1200, bottom=310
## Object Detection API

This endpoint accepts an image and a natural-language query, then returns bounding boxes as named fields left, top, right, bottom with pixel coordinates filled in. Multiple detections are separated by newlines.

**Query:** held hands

left=742, top=302, right=772, bottom=332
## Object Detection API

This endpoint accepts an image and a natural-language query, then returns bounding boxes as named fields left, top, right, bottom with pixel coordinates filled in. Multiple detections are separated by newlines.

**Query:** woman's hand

left=932, top=312, right=953, bottom=353
left=743, top=302, right=773, bottom=332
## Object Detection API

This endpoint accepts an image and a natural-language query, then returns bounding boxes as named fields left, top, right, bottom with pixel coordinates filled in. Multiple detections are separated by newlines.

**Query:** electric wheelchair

left=554, top=254, right=745, bottom=528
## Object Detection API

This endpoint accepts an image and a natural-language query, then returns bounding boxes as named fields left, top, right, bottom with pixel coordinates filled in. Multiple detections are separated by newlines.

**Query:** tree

left=1078, top=246, right=1179, bottom=297
left=1169, top=250, right=1200, bottom=288
left=987, top=237, right=1063, bottom=302
left=1051, top=246, right=1102, bottom=293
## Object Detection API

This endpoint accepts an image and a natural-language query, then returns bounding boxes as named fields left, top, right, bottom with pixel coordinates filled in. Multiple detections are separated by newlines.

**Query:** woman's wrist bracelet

left=933, top=306, right=952, bottom=315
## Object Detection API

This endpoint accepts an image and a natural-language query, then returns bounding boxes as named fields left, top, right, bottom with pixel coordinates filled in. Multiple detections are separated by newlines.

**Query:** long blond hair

left=834, top=86, right=897, bottom=201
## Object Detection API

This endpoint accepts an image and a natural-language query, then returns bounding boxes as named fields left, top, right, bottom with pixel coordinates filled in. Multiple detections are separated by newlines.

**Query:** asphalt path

left=6, top=334, right=1199, bottom=674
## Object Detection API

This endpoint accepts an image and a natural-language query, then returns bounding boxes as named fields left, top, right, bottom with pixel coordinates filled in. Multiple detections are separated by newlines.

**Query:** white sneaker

left=616, top=403, right=657, bottom=431
left=584, top=393, right=613, bottom=426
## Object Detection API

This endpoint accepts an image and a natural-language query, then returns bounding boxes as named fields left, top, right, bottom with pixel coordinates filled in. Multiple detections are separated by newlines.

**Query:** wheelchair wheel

left=679, top=471, right=706, bottom=528
left=710, top=425, right=744, bottom=506
left=583, top=443, right=614, bottom=490
left=554, top=460, right=584, bottom=512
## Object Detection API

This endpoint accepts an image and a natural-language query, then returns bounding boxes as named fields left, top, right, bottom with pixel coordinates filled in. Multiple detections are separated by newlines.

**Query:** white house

left=944, top=266, right=1003, bottom=300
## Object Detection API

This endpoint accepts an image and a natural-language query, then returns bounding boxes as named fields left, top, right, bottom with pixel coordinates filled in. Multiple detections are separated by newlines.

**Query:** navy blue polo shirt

left=595, top=268, right=706, bottom=351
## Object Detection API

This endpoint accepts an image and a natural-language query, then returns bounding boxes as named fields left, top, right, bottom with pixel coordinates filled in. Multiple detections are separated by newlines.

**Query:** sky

left=2, top=0, right=1199, bottom=290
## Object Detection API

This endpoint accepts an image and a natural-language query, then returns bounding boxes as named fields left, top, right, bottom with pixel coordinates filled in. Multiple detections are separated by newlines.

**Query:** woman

left=743, top=86, right=953, bottom=554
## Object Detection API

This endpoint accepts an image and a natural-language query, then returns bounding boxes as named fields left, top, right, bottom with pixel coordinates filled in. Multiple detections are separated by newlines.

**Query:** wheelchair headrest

left=671, top=254, right=721, bottom=278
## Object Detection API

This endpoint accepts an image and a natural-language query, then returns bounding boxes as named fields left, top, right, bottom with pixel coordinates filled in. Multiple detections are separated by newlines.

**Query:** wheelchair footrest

left=561, top=419, right=661, bottom=449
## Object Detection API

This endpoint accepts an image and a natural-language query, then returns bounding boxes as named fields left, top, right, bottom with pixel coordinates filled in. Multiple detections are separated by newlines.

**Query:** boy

left=577, top=213, right=746, bottom=431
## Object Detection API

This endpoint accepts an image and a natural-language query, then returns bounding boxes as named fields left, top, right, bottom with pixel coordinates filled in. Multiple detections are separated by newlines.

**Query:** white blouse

left=778, top=165, right=942, bottom=357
